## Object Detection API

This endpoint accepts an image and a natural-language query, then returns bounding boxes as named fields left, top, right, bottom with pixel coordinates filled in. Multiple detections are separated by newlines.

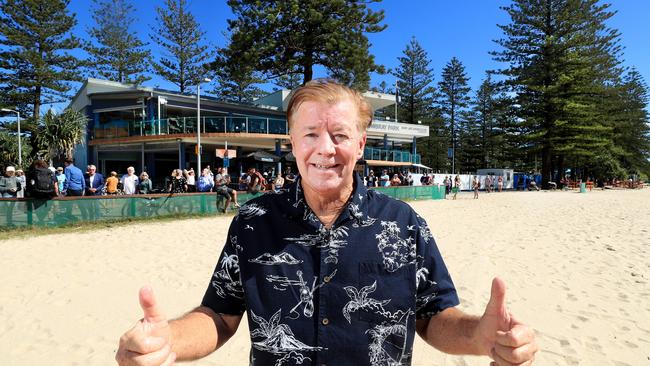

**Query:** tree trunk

left=541, top=146, right=552, bottom=189
left=302, top=61, right=313, bottom=85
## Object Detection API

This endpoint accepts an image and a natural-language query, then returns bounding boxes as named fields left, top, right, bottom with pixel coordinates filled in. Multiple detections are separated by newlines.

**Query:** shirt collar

left=285, top=172, right=370, bottom=228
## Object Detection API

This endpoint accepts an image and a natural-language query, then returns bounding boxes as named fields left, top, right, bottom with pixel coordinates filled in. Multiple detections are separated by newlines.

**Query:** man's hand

left=478, top=278, right=538, bottom=365
left=115, top=286, right=176, bottom=366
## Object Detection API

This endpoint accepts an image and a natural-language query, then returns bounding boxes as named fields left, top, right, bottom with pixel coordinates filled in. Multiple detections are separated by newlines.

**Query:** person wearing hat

left=15, top=169, right=26, bottom=198
left=0, top=166, right=22, bottom=198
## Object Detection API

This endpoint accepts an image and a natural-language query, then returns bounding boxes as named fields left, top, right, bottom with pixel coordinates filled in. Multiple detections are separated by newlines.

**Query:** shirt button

left=322, top=318, right=330, bottom=325
left=323, top=276, right=330, bottom=283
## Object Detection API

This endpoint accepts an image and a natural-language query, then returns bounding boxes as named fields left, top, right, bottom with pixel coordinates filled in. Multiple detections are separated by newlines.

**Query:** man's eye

left=334, top=134, right=349, bottom=142
left=305, top=133, right=317, bottom=138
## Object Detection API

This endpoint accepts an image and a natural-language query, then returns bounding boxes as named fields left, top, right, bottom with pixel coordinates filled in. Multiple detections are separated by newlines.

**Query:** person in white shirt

left=120, top=166, right=139, bottom=194
left=380, top=169, right=390, bottom=187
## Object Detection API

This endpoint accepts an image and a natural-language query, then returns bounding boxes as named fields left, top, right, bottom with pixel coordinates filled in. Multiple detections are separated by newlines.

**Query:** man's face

left=290, top=99, right=366, bottom=197
left=88, top=167, right=96, bottom=175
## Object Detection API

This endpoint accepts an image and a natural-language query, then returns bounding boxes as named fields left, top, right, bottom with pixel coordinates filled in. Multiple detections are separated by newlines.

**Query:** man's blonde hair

left=286, top=79, right=373, bottom=132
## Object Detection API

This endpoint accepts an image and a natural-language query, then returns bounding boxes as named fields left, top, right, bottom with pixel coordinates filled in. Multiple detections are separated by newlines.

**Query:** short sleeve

left=414, top=214, right=460, bottom=319
left=201, top=222, right=246, bottom=315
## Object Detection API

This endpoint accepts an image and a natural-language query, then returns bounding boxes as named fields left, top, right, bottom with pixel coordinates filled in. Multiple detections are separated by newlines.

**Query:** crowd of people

left=361, top=170, right=506, bottom=201
left=0, top=158, right=303, bottom=207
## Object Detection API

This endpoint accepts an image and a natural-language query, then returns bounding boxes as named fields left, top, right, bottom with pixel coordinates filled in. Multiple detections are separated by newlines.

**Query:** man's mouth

left=311, top=163, right=339, bottom=170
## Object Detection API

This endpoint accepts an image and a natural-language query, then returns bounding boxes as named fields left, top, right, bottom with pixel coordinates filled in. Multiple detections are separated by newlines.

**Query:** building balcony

left=364, top=147, right=421, bottom=165
left=91, top=116, right=288, bottom=140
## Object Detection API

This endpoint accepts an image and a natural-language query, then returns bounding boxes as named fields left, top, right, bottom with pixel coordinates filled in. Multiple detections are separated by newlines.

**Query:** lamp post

left=196, top=77, right=211, bottom=173
left=1, top=108, right=21, bottom=167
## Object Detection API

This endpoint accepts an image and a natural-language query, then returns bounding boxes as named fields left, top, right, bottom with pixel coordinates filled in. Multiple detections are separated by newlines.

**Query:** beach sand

left=1, top=188, right=649, bottom=365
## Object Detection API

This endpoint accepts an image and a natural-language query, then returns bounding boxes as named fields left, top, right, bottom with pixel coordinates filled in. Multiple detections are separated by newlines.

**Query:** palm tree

left=36, top=109, right=87, bottom=163
left=0, top=130, right=32, bottom=169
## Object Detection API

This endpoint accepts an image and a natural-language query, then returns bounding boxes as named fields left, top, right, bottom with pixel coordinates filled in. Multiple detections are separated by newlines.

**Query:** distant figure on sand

left=498, top=175, right=504, bottom=192
left=452, top=174, right=461, bottom=200
left=472, top=176, right=480, bottom=199
left=115, top=79, right=537, bottom=366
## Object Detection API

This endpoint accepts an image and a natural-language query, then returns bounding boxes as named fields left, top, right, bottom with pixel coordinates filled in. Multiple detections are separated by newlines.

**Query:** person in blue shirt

left=63, top=158, right=85, bottom=196
left=116, top=80, right=538, bottom=366
left=197, top=168, right=215, bottom=192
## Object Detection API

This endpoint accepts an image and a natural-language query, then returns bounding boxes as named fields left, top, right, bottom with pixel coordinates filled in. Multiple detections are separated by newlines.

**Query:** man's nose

left=316, top=134, right=336, bottom=155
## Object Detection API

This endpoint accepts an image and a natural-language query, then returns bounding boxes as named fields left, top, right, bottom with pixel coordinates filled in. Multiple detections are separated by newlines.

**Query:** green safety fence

left=375, top=184, right=446, bottom=201
left=0, top=185, right=445, bottom=229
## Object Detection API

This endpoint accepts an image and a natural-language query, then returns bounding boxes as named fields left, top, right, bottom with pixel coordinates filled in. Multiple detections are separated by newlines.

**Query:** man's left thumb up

left=485, top=277, right=511, bottom=331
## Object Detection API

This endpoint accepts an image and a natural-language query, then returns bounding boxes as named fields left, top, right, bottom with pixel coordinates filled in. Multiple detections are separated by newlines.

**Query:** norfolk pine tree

left=150, top=0, right=211, bottom=93
left=466, top=75, right=517, bottom=171
left=610, top=69, right=650, bottom=177
left=210, top=54, right=266, bottom=105
left=392, top=37, right=446, bottom=171
left=438, top=57, right=471, bottom=174
left=85, top=0, right=151, bottom=84
left=492, top=0, right=625, bottom=185
left=0, top=0, right=84, bottom=162
left=394, top=38, right=435, bottom=124
left=224, top=0, right=386, bottom=90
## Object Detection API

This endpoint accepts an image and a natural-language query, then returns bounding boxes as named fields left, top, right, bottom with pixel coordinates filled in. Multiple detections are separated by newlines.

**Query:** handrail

left=91, top=116, right=288, bottom=140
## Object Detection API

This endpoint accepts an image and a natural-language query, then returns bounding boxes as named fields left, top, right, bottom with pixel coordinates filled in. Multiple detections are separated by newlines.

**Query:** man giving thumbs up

left=416, top=278, right=538, bottom=365
left=115, top=286, right=241, bottom=366
left=115, top=79, right=537, bottom=366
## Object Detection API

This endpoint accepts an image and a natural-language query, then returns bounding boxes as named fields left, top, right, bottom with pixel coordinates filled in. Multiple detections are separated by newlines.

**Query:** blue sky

left=64, top=0, right=650, bottom=95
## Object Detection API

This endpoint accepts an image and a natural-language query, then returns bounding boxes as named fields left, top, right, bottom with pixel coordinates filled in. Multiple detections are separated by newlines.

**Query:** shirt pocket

left=356, top=262, right=415, bottom=324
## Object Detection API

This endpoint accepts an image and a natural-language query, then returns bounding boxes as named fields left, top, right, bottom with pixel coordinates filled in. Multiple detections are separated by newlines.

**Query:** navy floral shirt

left=202, top=173, right=459, bottom=366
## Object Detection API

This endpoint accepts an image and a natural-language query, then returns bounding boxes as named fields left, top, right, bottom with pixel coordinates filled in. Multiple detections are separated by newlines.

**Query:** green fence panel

left=0, top=187, right=443, bottom=229
left=374, top=185, right=446, bottom=201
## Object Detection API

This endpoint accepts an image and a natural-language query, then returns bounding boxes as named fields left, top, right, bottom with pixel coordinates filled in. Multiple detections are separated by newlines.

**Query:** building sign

left=367, top=120, right=429, bottom=137
left=216, top=148, right=237, bottom=158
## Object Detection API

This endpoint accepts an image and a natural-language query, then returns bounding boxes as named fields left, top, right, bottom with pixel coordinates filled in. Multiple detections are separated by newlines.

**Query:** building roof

left=252, top=89, right=397, bottom=112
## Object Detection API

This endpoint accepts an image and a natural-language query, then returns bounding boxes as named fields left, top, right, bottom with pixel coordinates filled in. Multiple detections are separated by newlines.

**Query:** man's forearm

left=170, top=307, right=241, bottom=361
left=416, top=307, right=486, bottom=356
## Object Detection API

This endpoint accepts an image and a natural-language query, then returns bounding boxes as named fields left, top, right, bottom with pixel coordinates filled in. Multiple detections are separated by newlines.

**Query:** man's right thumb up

left=139, top=286, right=167, bottom=325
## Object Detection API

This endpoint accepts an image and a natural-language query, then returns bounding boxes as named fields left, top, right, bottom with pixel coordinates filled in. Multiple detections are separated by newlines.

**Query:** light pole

left=1, top=108, right=21, bottom=168
left=196, top=77, right=211, bottom=173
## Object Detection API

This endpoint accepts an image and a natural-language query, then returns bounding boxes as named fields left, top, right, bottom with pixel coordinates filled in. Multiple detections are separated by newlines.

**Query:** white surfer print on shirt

left=375, top=221, right=416, bottom=272
left=342, top=280, right=390, bottom=323
left=284, top=226, right=349, bottom=264
left=250, top=309, right=324, bottom=366
left=211, top=251, right=244, bottom=299
left=416, top=214, right=433, bottom=243
left=367, top=312, right=410, bottom=366
left=230, top=235, right=243, bottom=252
left=348, top=203, right=377, bottom=228
left=237, top=203, right=267, bottom=220
left=416, top=267, right=435, bottom=289
left=249, top=252, right=303, bottom=265
left=342, top=281, right=412, bottom=365
left=342, top=281, right=411, bottom=323
left=266, top=269, right=337, bottom=319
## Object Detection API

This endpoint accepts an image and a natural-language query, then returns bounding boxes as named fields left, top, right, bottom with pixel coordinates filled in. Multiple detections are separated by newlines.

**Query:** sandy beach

left=1, top=188, right=649, bottom=366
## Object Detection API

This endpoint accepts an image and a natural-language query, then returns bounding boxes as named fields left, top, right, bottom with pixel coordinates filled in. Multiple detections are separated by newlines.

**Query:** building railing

left=91, top=116, right=288, bottom=140
left=364, top=147, right=421, bottom=164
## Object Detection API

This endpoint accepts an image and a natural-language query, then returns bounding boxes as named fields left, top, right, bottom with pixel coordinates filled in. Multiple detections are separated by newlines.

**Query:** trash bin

left=580, top=182, right=587, bottom=193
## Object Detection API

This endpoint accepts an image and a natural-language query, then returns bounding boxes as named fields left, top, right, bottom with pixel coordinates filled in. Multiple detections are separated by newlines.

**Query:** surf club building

left=69, top=78, right=429, bottom=186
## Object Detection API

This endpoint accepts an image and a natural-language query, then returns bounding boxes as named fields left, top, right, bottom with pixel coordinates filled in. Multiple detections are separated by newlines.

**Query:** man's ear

left=358, top=132, right=367, bottom=159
